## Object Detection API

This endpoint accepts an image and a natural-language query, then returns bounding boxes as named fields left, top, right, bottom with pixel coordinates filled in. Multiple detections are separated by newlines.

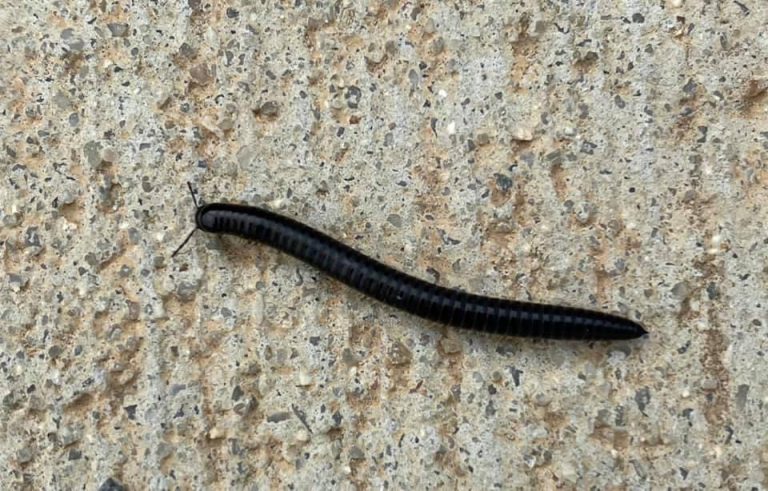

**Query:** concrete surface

left=1, top=0, right=767, bottom=488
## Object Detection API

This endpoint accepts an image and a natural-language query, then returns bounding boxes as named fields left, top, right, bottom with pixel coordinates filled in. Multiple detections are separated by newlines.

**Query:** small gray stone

left=408, top=69, right=419, bottom=90
left=735, top=384, right=749, bottom=410
left=170, top=384, right=186, bottom=396
left=234, top=397, right=257, bottom=416
left=84, top=141, right=103, bottom=167
left=48, top=345, right=63, bottom=359
left=574, top=203, right=596, bottom=225
left=237, top=144, right=258, bottom=167
left=232, top=385, right=244, bottom=401
left=635, top=387, right=651, bottom=413
left=218, top=117, right=235, bottom=131
left=267, top=411, right=292, bottom=423
left=156, top=92, right=171, bottom=109
left=439, top=337, right=462, bottom=354
left=60, top=29, right=84, bottom=51
left=178, top=42, right=197, bottom=59
left=430, top=37, right=445, bottom=55
left=671, top=281, right=691, bottom=300
left=255, top=101, right=280, bottom=119
left=190, top=64, right=214, bottom=85
left=388, top=340, right=412, bottom=366
left=16, top=446, right=35, bottom=464
left=156, top=442, right=173, bottom=460
left=345, top=86, right=362, bottom=109
left=511, top=127, right=534, bottom=141
left=101, top=147, right=117, bottom=163
left=3, top=390, right=23, bottom=410
left=700, top=378, right=719, bottom=391
left=8, top=274, right=27, bottom=292
left=494, top=173, right=514, bottom=193
left=706, top=282, right=720, bottom=300
left=342, top=348, right=360, bottom=366
left=476, top=133, right=491, bottom=146
left=24, top=226, right=41, bottom=248
left=2, top=212, right=20, bottom=228
left=485, top=400, right=496, bottom=417
left=349, top=445, right=365, bottom=460
left=53, top=90, right=73, bottom=110
left=387, top=213, right=402, bottom=227
left=365, top=44, right=387, bottom=65
left=59, top=425, right=82, bottom=447
left=534, top=393, right=551, bottom=407
left=682, top=78, right=698, bottom=96
left=176, top=281, right=200, bottom=302
left=98, top=478, right=126, bottom=491
left=107, top=23, right=129, bottom=37
left=66, top=38, right=85, bottom=53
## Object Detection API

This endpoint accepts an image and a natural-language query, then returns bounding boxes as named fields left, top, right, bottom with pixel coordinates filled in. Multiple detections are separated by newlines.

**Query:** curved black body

left=195, top=203, right=647, bottom=340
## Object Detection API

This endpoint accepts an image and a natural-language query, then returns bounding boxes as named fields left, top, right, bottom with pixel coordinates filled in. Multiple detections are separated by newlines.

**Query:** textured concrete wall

left=1, top=0, right=767, bottom=488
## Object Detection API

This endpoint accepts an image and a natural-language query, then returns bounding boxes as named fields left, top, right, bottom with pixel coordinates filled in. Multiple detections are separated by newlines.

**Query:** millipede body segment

left=187, top=201, right=647, bottom=341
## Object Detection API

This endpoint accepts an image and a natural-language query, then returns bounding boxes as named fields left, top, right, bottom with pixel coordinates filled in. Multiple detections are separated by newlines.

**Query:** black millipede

left=173, top=184, right=647, bottom=341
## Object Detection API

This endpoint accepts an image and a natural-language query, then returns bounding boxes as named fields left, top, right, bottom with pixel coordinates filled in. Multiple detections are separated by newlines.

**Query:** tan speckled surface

left=1, top=1, right=767, bottom=489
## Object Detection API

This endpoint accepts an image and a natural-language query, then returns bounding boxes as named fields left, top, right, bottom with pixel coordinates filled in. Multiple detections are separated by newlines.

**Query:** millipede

left=173, top=184, right=647, bottom=341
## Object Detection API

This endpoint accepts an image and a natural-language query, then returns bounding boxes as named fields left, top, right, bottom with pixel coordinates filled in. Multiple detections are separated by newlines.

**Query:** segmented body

left=194, top=203, right=647, bottom=340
